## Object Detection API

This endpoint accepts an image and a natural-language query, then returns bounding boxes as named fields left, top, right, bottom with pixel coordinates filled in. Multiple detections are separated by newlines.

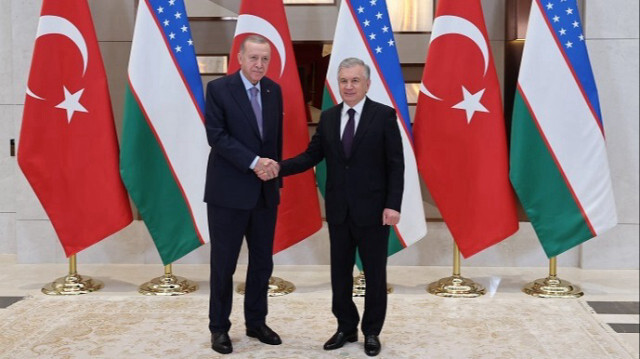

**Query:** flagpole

left=351, top=270, right=394, bottom=297
left=427, top=242, right=485, bottom=297
left=42, top=254, right=104, bottom=295
left=353, top=271, right=367, bottom=297
left=522, top=257, right=583, bottom=298
left=236, top=276, right=296, bottom=297
left=139, top=264, right=198, bottom=296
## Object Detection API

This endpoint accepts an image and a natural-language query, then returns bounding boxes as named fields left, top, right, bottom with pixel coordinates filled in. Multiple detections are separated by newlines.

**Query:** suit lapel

left=332, top=103, right=348, bottom=160
left=260, top=78, right=274, bottom=141
left=350, top=97, right=374, bottom=157
left=227, top=71, right=262, bottom=140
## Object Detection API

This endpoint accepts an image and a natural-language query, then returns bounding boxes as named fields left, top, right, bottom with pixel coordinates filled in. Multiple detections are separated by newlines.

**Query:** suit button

left=345, top=165, right=349, bottom=170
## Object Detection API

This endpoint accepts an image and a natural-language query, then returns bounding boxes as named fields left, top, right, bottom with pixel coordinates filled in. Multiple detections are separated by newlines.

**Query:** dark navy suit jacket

left=280, top=98, right=403, bottom=226
left=204, top=71, right=283, bottom=209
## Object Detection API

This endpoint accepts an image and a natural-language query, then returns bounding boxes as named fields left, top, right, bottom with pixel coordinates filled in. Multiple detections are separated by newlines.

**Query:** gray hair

left=337, top=57, right=371, bottom=80
left=240, top=35, right=269, bottom=53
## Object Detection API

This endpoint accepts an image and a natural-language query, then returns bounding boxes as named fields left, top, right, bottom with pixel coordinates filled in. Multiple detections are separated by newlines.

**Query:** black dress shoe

left=246, top=324, right=282, bottom=345
left=323, top=330, right=358, bottom=350
left=211, top=332, right=232, bottom=354
left=364, top=335, right=381, bottom=356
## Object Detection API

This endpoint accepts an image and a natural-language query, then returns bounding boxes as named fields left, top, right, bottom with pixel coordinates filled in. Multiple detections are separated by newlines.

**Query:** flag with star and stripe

left=412, top=0, right=519, bottom=257
left=120, top=0, right=209, bottom=264
left=318, top=0, right=427, bottom=257
left=510, top=0, right=617, bottom=258
left=18, top=0, right=133, bottom=256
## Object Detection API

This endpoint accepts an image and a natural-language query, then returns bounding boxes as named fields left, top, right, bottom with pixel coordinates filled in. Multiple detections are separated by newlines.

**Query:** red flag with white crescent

left=18, top=0, right=132, bottom=256
left=413, top=0, right=518, bottom=257
left=229, top=0, right=322, bottom=253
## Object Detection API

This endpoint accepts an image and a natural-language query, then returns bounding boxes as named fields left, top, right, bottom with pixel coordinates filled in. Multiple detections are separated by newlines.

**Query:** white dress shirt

left=340, top=97, right=366, bottom=139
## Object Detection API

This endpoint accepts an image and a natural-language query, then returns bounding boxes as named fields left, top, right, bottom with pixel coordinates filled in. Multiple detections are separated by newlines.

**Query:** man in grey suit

left=204, top=35, right=282, bottom=355
left=275, top=57, right=404, bottom=357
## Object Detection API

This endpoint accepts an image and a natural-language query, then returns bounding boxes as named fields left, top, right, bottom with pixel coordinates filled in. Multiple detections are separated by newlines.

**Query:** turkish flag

left=229, top=0, right=322, bottom=253
left=413, top=0, right=518, bottom=257
left=18, top=0, right=132, bottom=257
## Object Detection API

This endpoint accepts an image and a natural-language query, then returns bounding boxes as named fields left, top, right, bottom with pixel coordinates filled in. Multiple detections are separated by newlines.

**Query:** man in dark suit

left=276, top=57, right=404, bottom=357
left=204, top=35, right=283, bottom=355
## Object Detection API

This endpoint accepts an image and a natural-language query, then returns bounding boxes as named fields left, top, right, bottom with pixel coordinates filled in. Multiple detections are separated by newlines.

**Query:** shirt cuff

left=249, top=156, right=259, bottom=170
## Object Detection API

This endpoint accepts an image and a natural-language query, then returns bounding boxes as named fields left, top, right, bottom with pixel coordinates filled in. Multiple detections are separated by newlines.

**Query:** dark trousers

left=207, top=201, right=277, bottom=333
left=328, top=219, right=389, bottom=336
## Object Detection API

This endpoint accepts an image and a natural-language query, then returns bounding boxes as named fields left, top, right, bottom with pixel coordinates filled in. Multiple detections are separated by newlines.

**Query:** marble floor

left=0, top=256, right=638, bottom=357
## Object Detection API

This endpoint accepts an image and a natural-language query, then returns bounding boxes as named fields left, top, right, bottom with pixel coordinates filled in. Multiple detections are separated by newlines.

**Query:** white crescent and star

left=420, top=15, right=491, bottom=123
left=233, top=14, right=287, bottom=77
left=26, top=15, right=89, bottom=123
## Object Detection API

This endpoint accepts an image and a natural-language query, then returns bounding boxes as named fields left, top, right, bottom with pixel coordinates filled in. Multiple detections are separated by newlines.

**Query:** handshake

left=253, top=157, right=280, bottom=181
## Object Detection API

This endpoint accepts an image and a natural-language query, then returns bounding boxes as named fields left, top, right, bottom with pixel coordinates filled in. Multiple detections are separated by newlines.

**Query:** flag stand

left=522, top=257, right=583, bottom=298
left=236, top=276, right=295, bottom=297
left=352, top=271, right=394, bottom=297
left=42, top=255, right=103, bottom=295
left=427, top=243, right=485, bottom=297
left=139, top=264, right=198, bottom=296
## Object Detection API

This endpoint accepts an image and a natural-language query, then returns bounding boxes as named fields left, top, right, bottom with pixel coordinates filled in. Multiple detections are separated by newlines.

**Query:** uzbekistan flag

left=120, top=0, right=209, bottom=264
left=320, top=0, right=427, bottom=255
left=510, top=0, right=617, bottom=258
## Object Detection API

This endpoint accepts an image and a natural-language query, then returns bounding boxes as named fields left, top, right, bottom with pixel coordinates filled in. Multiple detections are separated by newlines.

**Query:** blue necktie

left=343, top=108, right=355, bottom=157
left=249, top=86, right=263, bottom=137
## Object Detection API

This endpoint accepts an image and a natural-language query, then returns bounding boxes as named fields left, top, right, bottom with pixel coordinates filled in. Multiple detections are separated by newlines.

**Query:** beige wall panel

left=78, top=221, right=156, bottom=264
left=186, top=0, right=236, bottom=17
left=581, top=224, right=639, bottom=269
left=15, top=161, right=47, bottom=221
left=0, top=0, right=13, bottom=104
left=10, top=0, right=40, bottom=105
left=273, top=223, right=332, bottom=265
left=491, top=40, right=505, bottom=98
left=481, top=0, right=506, bottom=41
left=585, top=0, right=639, bottom=39
left=191, top=20, right=236, bottom=55
left=99, top=41, right=133, bottom=138
left=88, top=0, right=135, bottom=42
left=589, top=39, right=639, bottom=224
left=0, top=213, right=15, bottom=254
left=396, top=33, right=428, bottom=64
left=207, top=0, right=240, bottom=14
left=285, top=6, right=339, bottom=42
left=0, top=105, right=17, bottom=212
left=16, top=219, right=64, bottom=263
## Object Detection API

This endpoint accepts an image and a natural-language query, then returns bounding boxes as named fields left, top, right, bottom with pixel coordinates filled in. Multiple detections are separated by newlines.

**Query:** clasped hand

left=254, top=158, right=279, bottom=181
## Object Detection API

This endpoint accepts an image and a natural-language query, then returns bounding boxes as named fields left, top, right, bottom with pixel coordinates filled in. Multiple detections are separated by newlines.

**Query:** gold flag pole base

left=236, top=276, right=296, bottom=297
left=42, top=255, right=103, bottom=295
left=522, top=275, right=583, bottom=298
left=426, top=243, right=485, bottom=298
left=42, top=274, right=103, bottom=295
left=427, top=275, right=486, bottom=298
left=522, top=257, right=583, bottom=298
left=139, top=264, right=198, bottom=296
left=352, top=272, right=393, bottom=297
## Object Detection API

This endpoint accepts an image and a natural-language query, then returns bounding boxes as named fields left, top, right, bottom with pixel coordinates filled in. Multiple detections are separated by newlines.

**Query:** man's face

left=238, top=40, right=271, bottom=85
left=338, top=65, right=370, bottom=107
